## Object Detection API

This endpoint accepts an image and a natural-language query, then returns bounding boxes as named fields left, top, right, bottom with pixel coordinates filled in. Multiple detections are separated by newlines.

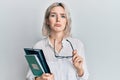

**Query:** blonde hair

left=42, top=2, right=72, bottom=37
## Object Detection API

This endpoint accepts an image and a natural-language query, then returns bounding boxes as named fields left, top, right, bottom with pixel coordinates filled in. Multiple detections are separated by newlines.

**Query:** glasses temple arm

left=66, top=39, right=74, bottom=51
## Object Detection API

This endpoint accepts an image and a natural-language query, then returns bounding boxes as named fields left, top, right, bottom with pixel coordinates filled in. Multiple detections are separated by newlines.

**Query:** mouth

left=55, top=24, right=61, bottom=27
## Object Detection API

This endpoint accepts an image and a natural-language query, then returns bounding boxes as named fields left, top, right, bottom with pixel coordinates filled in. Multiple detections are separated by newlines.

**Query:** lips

left=55, top=24, right=61, bottom=27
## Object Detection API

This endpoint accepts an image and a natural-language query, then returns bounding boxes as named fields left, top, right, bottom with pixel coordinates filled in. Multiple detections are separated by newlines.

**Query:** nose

left=56, top=16, right=60, bottom=22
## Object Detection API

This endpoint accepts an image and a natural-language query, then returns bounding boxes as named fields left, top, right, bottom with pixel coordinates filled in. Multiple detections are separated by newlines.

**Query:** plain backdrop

left=0, top=0, right=120, bottom=80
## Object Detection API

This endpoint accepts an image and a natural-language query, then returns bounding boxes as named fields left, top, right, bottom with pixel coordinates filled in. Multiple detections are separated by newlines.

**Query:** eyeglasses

left=54, top=39, right=74, bottom=59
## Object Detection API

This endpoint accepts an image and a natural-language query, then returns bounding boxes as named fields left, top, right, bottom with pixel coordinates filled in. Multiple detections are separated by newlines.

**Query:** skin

left=36, top=6, right=84, bottom=80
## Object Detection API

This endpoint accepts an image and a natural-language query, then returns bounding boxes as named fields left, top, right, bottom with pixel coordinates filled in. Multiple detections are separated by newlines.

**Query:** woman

left=26, top=2, right=89, bottom=80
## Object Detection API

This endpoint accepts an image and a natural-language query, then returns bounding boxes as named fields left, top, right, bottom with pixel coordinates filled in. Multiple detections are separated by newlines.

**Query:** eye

left=61, top=15, right=66, bottom=18
left=50, top=14, right=56, bottom=17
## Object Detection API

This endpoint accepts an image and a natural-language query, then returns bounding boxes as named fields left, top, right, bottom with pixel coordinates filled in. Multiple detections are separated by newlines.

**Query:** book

left=24, top=48, right=51, bottom=76
left=25, top=55, right=44, bottom=76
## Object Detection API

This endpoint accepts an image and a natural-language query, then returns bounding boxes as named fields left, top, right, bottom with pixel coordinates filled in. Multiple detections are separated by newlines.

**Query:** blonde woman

left=26, top=2, right=89, bottom=80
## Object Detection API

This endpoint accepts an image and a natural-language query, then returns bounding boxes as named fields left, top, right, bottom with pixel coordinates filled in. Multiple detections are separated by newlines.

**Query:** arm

left=72, top=50, right=84, bottom=77
left=72, top=39, right=89, bottom=80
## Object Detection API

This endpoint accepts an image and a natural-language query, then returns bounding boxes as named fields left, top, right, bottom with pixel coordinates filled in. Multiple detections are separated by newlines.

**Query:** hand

left=35, top=73, right=54, bottom=80
left=72, top=50, right=84, bottom=77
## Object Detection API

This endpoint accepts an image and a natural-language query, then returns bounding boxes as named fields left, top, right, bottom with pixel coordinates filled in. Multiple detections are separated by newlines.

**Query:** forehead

left=50, top=6, right=65, bottom=14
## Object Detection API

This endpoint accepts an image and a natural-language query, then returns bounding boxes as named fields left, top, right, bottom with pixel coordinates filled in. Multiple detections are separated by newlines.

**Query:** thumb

left=44, top=73, right=51, bottom=76
left=72, top=50, right=77, bottom=55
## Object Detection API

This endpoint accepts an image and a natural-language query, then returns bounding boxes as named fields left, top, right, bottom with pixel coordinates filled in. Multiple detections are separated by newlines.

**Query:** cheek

left=63, top=19, right=67, bottom=24
left=63, top=20, right=67, bottom=26
left=48, top=19, right=55, bottom=25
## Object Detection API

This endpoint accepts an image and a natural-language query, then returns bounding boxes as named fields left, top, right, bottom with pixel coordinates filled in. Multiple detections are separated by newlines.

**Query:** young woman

left=26, top=2, right=89, bottom=80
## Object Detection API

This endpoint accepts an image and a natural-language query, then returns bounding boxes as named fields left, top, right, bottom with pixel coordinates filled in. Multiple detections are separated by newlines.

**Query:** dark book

left=25, top=55, right=44, bottom=76
left=24, top=48, right=51, bottom=76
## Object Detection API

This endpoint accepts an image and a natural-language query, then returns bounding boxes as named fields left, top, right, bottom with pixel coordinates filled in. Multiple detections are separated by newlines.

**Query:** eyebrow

left=50, top=12, right=66, bottom=15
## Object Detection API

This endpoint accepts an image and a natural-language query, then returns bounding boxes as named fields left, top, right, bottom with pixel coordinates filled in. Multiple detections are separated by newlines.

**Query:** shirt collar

left=47, top=37, right=53, bottom=48
left=45, top=36, right=72, bottom=47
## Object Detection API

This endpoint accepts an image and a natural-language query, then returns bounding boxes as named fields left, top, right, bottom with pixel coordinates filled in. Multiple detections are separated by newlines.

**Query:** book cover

left=25, top=55, right=45, bottom=77
left=37, top=49, right=51, bottom=73
left=24, top=48, right=51, bottom=75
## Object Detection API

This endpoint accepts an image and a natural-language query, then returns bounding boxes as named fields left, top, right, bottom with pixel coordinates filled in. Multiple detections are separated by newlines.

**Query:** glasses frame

left=54, top=39, right=74, bottom=59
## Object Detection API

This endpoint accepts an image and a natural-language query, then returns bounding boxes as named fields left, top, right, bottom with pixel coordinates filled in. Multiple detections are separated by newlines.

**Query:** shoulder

left=33, top=37, right=48, bottom=49
left=67, top=37, right=84, bottom=46
left=67, top=37, right=85, bottom=56
left=66, top=37, right=85, bottom=50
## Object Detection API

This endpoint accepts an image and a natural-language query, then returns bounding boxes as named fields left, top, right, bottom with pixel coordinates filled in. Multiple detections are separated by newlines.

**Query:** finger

left=72, top=53, right=79, bottom=61
left=41, top=73, right=51, bottom=79
left=44, top=73, right=51, bottom=76
left=72, top=50, right=77, bottom=55
left=73, top=55, right=83, bottom=63
left=42, top=76, right=50, bottom=80
left=45, top=77, right=51, bottom=80
left=50, top=73, right=54, bottom=80
left=45, top=73, right=54, bottom=80
left=74, top=57, right=83, bottom=64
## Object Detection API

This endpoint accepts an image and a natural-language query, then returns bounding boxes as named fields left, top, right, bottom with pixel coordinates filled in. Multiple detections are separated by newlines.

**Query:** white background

left=0, top=0, right=120, bottom=80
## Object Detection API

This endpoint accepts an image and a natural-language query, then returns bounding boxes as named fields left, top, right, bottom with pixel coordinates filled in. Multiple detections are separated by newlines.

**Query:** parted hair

left=42, top=2, right=72, bottom=37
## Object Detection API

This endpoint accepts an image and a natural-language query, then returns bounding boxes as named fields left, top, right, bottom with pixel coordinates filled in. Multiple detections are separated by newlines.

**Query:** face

left=47, top=6, right=67, bottom=33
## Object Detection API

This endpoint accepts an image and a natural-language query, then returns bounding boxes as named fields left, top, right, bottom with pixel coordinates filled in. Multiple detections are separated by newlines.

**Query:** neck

left=49, top=32, right=64, bottom=53
left=49, top=32, right=65, bottom=42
